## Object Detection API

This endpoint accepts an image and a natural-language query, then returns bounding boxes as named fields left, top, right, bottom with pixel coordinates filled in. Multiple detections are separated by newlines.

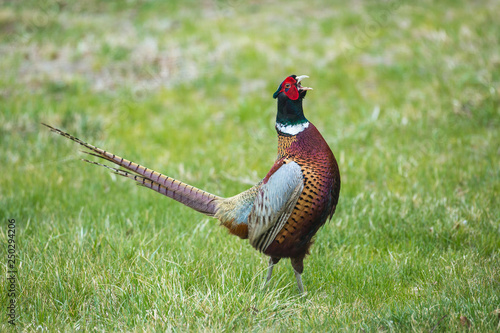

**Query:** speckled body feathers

left=265, top=123, right=340, bottom=259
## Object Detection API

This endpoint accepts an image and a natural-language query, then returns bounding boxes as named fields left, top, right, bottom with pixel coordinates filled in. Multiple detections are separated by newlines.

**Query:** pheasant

left=44, top=74, right=341, bottom=293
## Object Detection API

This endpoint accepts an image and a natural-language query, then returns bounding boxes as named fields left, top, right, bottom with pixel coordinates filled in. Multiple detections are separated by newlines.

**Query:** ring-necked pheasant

left=44, top=75, right=341, bottom=293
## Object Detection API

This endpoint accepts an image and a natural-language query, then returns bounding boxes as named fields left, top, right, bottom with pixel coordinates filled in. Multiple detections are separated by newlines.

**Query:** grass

left=1, top=0, right=499, bottom=331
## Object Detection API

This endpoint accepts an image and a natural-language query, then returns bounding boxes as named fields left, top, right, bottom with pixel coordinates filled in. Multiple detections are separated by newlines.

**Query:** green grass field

left=1, top=0, right=499, bottom=331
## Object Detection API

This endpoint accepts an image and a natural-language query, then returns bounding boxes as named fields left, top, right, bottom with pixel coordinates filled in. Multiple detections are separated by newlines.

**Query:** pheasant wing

left=248, top=161, right=304, bottom=252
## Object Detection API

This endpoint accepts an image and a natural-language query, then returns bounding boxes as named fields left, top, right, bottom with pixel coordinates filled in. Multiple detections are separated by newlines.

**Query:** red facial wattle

left=273, top=75, right=312, bottom=100
left=282, top=77, right=299, bottom=100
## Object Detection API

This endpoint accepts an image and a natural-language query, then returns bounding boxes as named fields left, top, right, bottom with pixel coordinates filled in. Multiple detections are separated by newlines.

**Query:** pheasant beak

left=296, top=75, right=313, bottom=92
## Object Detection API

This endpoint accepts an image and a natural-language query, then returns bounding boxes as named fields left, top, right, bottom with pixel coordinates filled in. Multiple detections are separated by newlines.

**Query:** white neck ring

left=276, top=121, right=309, bottom=135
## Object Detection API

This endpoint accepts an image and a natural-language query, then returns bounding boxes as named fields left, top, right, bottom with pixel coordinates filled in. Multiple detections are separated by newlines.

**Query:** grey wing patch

left=248, top=161, right=304, bottom=252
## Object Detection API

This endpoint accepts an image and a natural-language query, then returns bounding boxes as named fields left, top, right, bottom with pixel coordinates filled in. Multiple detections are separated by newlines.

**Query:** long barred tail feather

left=43, top=123, right=221, bottom=216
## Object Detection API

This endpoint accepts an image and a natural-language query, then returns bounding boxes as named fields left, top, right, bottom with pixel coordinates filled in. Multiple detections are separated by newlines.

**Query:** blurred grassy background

left=1, top=0, right=499, bottom=331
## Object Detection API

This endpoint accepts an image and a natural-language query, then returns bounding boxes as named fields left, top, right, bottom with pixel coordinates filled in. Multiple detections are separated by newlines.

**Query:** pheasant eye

left=285, top=83, right=291, bottom=88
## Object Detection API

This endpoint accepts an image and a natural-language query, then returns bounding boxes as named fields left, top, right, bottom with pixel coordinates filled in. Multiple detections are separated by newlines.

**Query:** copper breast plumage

left=264, top=123, right=340, bottom=258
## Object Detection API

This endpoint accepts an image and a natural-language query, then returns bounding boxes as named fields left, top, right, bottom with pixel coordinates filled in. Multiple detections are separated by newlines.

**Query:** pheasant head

left=273, top=75, right=313, bottom=135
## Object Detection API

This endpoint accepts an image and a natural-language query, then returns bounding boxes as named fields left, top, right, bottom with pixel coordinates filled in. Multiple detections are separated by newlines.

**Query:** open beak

left=296, top=75, right=313, bottom=91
